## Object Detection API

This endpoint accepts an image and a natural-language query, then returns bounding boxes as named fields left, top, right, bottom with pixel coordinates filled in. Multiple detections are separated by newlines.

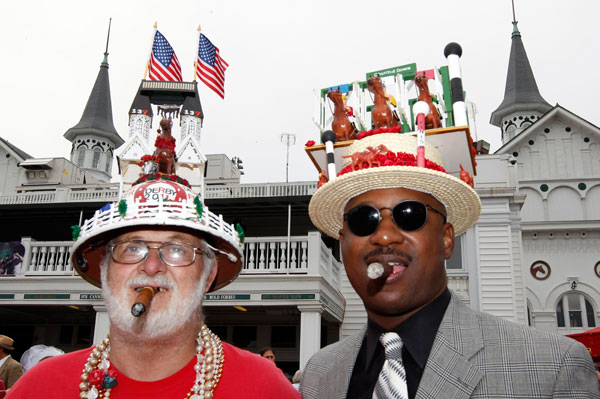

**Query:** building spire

left=64, top=20, right=124, bottom=182
left=490, top=14, right=551, bottom=132
left=102, top=18, right=112, bottom=67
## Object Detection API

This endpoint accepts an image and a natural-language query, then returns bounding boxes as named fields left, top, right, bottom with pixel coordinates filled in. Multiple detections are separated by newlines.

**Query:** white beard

left=101, top=266, right=208, bottom=340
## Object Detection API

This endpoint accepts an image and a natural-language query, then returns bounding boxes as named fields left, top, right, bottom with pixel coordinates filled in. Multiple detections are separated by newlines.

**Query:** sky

left=1, top=0, right=599, bottom=184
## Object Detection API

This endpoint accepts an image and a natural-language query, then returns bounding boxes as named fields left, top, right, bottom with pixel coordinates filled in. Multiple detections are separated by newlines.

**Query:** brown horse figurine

left=367, top=76, right=398, bottom=129
left=327, top=89, right=355, bottom=141
left=153, top=118, right=177, bottom=175
left=414, top=72, right=442, bottom=129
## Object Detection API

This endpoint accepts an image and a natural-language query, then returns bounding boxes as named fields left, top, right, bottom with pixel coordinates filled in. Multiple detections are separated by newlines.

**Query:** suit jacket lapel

left=331, top=325, right=367, bottom=398
left=416, top=294, right=484, bottom=399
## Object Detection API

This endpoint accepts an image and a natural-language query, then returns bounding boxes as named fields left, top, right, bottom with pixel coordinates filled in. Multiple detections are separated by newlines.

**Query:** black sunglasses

left=343, top=200, right=447, bottom=237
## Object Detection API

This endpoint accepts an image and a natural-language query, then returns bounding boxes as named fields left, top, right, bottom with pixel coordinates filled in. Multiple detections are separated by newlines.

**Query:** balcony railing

left=0, top=182, right=317, bottom=205
left=12, top=232, right=341, bottom=288
left=204, top=181, right=316, bottom=199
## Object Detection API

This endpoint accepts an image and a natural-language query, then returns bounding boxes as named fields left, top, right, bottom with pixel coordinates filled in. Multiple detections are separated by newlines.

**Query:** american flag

left=148, top=31, right=183, bottom=82
left=196, top=33, right=229, bottom=99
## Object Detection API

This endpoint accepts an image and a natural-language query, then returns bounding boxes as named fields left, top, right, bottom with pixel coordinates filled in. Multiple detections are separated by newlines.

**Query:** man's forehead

left=115, top=229, right=202, bottom=244
left=346, top=187, right=439, bottom=206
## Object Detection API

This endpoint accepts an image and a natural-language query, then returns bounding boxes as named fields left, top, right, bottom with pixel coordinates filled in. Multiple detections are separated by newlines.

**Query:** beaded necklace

left=79, top=325, right=223, bottom=399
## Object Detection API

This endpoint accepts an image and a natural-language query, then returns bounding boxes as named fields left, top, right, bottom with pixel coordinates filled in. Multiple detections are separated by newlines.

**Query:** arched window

left=92, top=148, right=101, bottom=168
left=556, top=293, right=596, bottom=330
left=77, top=149, right=86, bottom=167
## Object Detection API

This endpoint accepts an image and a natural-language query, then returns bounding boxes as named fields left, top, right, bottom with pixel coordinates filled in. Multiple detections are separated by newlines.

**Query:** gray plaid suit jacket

left=300, top=293, right=600, bottom=398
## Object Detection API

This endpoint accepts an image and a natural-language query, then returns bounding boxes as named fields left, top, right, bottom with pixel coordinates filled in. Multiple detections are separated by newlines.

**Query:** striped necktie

left=373, top=332, right=409, bottom=399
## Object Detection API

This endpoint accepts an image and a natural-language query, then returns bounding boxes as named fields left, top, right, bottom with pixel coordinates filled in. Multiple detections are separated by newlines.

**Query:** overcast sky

left=1, top=0, right=598, bottom=183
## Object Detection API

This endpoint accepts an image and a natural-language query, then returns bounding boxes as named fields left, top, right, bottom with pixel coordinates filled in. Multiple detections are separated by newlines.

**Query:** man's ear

left=204, top=263, right=219, bottom=293
left=443, top=223, right=455, bottom=260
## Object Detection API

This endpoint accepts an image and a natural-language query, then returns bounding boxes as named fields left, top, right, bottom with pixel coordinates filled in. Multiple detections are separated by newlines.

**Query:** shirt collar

left=365, top=288, right=451, bottom=368
left=0, top=354, right=11, bottom=368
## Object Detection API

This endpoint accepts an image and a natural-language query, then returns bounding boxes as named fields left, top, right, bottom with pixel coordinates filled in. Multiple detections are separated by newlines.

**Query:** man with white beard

left=8, top=178, right=300, bottom=399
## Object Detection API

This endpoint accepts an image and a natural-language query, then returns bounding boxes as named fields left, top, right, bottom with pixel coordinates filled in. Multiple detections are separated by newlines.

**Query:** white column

left=298, top=305, right=323, bottom=369
left=93, top=305, right=110, bottom=344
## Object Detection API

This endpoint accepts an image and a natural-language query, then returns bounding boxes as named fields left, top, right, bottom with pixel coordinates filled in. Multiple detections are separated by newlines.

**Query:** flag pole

left=193, top=25, right=201, bottom=82
left=143, top=22, right=158, bottom=80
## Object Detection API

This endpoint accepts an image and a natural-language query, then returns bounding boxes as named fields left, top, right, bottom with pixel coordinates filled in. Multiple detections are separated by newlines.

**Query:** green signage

left=80, top=294, right=103, bottom=300
left=24, top=294, right=70, bottom=300
left=204, top=294, right=251, bottom=301
left=0, top=294, right=15, bottom=299
left=366, top=63, right=417, bottom=80
left=261, top=294, right=315, bottom=300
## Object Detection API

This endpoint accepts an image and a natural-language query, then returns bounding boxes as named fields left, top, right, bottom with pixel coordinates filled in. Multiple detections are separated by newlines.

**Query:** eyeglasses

left=108, top=240, right=214, bottom=267
left=343, top=200, right=447, bottom=237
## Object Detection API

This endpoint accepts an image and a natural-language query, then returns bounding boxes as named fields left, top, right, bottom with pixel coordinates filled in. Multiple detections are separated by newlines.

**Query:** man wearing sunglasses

left=301, top=132, right=599, bottom=398
left=8, top=180, right=301, bottom=396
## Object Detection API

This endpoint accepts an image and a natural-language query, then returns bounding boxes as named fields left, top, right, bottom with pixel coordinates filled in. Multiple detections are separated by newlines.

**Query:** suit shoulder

left=468, top=307, right=589, bottom=358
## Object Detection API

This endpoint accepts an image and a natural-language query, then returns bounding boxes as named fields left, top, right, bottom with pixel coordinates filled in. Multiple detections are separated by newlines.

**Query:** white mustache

left=126, top=275, right=176, bottom=290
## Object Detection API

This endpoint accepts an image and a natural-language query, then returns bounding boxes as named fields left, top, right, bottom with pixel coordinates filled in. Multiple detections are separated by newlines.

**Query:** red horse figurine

left=367, top=76, right=398, bottom=129
left=459, top=163, right=474, bottom=188
left=327, top=89, right=355, bottom=141
left=154, top=118, right=177, bottom=175
left=414, top=72, right=442, bottom=129
left=343, top=144, right=391, bottom=170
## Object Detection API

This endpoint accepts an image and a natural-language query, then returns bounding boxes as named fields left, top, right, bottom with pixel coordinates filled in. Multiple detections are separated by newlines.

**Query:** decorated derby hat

left=308, top=132, right=481, bottom=238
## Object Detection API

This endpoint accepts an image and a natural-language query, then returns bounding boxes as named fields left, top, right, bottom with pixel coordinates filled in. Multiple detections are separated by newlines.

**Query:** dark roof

left=0, top=136, right=33, bottom=160
left=490, top=22, right=551, bottom=127
left=64, top=53, right=125, bottom=147
left=181, top=82, right=203, bottom=119
left=129, top=83, right=154, bottom=117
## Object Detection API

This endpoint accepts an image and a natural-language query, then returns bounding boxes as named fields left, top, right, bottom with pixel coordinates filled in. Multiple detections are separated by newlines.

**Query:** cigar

left=131, top=286, right=157, bottom=317
left=367, top=262, right=391, bottom=280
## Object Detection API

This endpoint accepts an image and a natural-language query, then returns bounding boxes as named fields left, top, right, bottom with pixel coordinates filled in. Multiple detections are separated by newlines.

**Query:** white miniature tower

left=118, top=86, right=154, bottom=187
left=177, top=83, right=206, bottom=192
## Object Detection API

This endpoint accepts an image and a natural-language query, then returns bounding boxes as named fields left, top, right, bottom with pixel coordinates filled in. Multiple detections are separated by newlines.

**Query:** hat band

left=339, top=150, right=446, bottom=176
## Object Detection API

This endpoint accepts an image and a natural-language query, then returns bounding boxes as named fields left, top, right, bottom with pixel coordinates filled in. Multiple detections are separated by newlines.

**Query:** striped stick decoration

left=321, top=130, right=338, bottom=180
left=443, top=42, right=467, bottom=127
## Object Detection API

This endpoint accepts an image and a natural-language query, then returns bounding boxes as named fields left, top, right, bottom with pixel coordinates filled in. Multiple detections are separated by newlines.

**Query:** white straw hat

left=309, top=133, right=481, bottom=238
left=70, top=179, right=244, bottom=292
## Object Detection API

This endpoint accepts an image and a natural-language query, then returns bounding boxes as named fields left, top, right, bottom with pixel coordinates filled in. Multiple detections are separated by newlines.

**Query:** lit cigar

left=367, top=263, right=385, bottom=279
left=131, top=286, right=157, bottom=317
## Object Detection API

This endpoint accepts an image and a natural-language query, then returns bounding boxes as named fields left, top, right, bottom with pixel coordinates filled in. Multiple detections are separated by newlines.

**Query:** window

left=556, top=293, right=596, bottom=330
left=77, top=149, right=86, bottom=167
left=231, top=326, right=256, bottom=349
left=445, top=235, right=462, bottom=269
left=92, top=148, right=101, bottom=168
left=271, top=326, right=296, bottom=348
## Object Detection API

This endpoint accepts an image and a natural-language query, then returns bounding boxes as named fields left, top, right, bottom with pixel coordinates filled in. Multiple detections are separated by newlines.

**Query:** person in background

left=0, top=336, right=22, bottom=390
left=292, top=369, right=302, bottom=390
left=19, top=345, right=64, bottom=373
left=260, top=347, right=276, bottom=362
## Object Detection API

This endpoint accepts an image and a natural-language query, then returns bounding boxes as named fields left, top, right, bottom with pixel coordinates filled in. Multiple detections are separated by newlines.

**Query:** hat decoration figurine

left=367, top=76, right=400, bottom=129
left=414, top=72, right=442, bottom=129
left=327, top=89, right=356, bottom=141
left=413, top=101, right=430, bottom=168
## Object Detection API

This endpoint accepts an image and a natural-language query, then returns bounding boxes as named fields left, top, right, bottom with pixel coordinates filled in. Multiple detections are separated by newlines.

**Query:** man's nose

left=138, top=247, right=168, bottom=276
left=368, top=209, right=406, bottom=246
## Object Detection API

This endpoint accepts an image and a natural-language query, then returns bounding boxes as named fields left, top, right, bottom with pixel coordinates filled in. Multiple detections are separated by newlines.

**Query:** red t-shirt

left=7, top=342, right=300, bottom=399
